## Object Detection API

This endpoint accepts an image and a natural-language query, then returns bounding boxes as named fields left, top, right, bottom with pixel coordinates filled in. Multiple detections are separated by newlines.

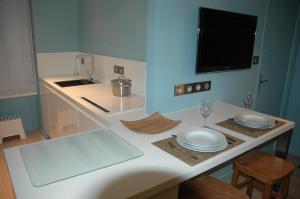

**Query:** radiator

left=0, top=115, right=26, bottom=144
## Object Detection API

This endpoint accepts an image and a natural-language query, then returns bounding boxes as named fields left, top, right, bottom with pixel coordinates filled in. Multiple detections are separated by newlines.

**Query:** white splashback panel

left=94, top=55, right=146, bottom=96
left=36, top=53, right=146, bottom=96
left=37, top=52, right=80, bottom=77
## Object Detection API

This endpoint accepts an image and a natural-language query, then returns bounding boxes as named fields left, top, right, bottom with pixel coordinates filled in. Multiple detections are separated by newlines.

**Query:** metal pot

left=111, top=75, right=132, bottom=97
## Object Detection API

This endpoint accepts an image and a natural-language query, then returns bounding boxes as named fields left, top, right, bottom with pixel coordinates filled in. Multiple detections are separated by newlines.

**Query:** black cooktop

left=54, top=79, right=94, bottom=87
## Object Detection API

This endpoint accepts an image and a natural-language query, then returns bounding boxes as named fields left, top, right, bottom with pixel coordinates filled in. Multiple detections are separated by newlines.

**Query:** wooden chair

left=179, top=175, right=249, bottom=199
left=231, top=150, right=295, bottom=199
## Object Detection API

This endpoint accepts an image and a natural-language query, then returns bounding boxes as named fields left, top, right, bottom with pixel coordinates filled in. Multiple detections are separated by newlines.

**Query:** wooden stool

left=231, top=150, right=295, bottom=199
left=179, top=175, right=249, bottom=199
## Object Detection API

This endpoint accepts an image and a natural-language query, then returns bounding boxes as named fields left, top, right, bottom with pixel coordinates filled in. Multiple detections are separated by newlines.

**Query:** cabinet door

left=39, top=83, right=52, bottom=136
left=39, top=82, right=102, bottom=138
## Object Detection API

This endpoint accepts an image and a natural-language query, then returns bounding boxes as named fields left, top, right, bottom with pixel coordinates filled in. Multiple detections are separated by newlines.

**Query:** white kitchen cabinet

left=39, top=82, right=102, bottom=138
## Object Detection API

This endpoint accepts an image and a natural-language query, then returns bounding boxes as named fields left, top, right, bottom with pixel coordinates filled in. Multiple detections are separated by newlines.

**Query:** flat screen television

left=196, top=8, right=257, bottom=73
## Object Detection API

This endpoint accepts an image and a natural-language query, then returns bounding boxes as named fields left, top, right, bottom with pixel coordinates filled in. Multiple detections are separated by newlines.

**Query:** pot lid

left=111, top=75, right=131, bottom=86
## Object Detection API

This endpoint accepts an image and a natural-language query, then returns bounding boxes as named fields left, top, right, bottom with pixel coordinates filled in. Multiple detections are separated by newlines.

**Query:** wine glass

left=243, top=91, right=253, bottom=110
left=200, top=100, right=213, bottom=126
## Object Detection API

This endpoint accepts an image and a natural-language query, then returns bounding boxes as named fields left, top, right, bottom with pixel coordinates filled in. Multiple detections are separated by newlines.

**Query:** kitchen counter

left=39, top=75, right=146, bottom=127
left=4, top=102, right=294, bottom=199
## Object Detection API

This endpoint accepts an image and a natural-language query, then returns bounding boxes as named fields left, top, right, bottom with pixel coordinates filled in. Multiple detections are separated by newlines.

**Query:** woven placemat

left=216, top=119, right=285, bottom=138
left=152, top=134, right=244, bottom=166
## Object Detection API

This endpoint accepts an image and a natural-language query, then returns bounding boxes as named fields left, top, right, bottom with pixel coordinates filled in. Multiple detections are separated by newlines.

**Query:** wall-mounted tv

left=196, top=8, right=257, bottom=74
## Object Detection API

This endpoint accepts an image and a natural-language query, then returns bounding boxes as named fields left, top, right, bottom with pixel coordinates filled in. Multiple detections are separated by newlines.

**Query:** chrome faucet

left=87, top=55, right=96, bottom=82
left=75, top=54, right=96, bottom=82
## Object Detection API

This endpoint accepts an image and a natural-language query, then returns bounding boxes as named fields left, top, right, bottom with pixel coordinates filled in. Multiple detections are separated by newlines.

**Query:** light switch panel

left=114, top=65, right=124, bottom=75
left=174, top=81, right=211, bottom=96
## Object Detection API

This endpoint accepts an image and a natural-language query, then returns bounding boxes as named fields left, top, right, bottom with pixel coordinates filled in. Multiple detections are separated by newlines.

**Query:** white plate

left=233, top=117, right=267, bottom=128
left=177, top=127, right=227, bottom=148
left=236, top=113, right=268, bottom=125
left=176, top=136, right=228, bottom=152
left=234, top=112, right=275, bottom=129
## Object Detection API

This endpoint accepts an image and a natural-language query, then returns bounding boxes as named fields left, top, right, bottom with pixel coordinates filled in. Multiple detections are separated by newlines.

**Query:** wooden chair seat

left=231, top=150, right=295, bottom=199
left=179, top=175, right=249, bottom=199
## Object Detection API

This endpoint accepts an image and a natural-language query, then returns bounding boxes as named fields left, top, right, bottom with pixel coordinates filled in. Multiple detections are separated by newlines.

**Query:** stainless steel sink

left=54, top=79, right=94, bottom=87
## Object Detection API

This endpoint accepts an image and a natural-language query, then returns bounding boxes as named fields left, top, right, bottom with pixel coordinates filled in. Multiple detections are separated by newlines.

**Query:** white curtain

left=0, top=0, right=37, bottom=99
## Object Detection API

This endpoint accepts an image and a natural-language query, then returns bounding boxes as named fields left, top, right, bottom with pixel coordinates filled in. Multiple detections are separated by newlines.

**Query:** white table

left=4, top=102, right=294, bottom=199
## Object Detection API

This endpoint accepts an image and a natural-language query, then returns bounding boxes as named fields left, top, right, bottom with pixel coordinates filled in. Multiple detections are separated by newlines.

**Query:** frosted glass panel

left=19, top=129, right=143, bottom=187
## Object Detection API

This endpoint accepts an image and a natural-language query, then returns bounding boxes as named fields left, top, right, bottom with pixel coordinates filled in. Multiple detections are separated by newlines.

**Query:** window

left=0, top=0, right=37, bottom=99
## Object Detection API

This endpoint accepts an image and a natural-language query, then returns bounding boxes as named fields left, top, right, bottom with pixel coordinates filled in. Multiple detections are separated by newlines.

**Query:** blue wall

left=0, top=95, right=40, bottom=132
left=79, top=0, right=147, bottom=61
left=146, top=0, right=267, bottom=113
left=28, top=0, right=300, bottom=157
left=286, top=24, right=300, bottom=156
left=30, top=0, right=147, bottom=61
left=30, top=0, right=79, bottom=52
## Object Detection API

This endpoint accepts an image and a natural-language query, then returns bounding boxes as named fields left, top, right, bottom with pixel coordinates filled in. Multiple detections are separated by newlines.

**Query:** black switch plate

left=114, top=65, right=124, bottom=75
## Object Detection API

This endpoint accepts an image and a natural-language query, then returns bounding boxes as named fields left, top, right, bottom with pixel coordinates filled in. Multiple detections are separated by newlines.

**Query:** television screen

left=196, top=8, right=257, bottom=73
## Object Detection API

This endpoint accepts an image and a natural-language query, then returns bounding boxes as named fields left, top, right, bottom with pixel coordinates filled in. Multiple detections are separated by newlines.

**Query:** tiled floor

left=0, top=133, right=299, bottom=199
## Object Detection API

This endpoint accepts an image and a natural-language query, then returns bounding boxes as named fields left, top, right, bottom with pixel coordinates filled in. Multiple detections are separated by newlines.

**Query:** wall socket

left=114, top=65, right=124, bottom=75
left=174, top=81, right=211, bottom=96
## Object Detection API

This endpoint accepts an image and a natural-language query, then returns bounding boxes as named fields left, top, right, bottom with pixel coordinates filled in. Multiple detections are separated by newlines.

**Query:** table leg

left=148, top=185, right=178, bottom=199
left=275, top=129, right=293, bottom=159
left=273, top=129, right=293, bottom=193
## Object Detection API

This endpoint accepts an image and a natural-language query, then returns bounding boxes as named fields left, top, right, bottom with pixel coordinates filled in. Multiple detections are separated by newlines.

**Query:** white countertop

left=39, top=75, right=146, bottom=126
left=4, top=102, right=294, bottom=199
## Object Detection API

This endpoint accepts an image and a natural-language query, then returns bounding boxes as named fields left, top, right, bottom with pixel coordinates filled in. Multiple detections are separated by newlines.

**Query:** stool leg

left=246, top=177, right=253, bottom=198
left=263, top=183, right=272, bottom=199
left=282, top=176, right=291, bottom=199
left=231, top=167, right=240, bottom=188
left=20, top=131, right=26, bottom=139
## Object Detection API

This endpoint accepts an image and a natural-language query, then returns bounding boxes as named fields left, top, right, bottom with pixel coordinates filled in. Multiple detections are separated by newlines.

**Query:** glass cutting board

left=19, top=128, right=143, bottom=187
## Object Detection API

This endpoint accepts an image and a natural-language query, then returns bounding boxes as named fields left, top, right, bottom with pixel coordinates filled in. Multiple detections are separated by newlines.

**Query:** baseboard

left=39, top=128, right=50, bottom=139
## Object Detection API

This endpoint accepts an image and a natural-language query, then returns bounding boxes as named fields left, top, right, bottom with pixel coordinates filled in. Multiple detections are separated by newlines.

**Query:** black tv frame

left=196, top=7, right=258, bottom=74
